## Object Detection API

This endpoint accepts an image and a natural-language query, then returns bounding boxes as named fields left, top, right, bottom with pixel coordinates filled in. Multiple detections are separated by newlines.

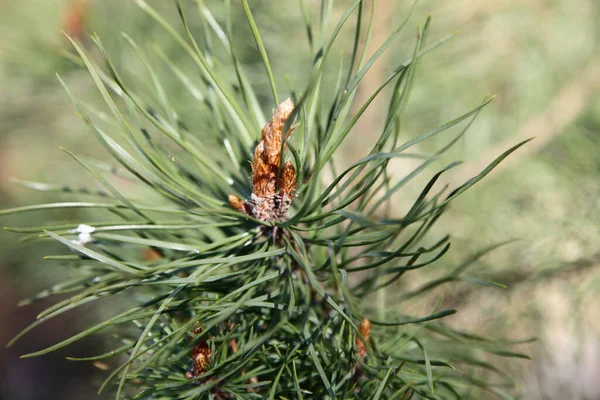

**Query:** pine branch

left=1, top=2, right=532, bottom=399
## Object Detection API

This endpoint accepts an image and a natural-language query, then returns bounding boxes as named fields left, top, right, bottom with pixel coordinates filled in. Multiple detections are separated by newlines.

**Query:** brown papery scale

left=228, top=98, right=297, bottom=222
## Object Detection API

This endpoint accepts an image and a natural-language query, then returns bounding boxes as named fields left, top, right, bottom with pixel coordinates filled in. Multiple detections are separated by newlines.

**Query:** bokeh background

left=1, top=0, right=599, bottom=399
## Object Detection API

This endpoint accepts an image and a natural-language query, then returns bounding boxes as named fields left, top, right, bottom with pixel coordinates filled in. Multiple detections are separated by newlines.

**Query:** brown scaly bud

left=185, top=326, right=211, bottom=379
left=251, top=142, right=278, bottom=200
left=278, top=161, right=296, bottom=213
left=278, top=161, right=297, bottom=198
left=356, top=318, right=372, bottom=358
left=259, top=97, right=295, bottom=167
left=229, top=98, right=297, bottom=222
left=228, top=194, right=249, bottom=215
left=142, top=247, right=162, bottom=261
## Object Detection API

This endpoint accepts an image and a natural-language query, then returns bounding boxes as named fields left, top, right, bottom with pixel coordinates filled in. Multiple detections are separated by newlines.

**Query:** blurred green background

left=1, top=0, right=599, bottom=399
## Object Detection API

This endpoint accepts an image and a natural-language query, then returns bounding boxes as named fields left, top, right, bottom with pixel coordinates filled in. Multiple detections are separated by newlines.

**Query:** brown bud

left=187, top=326, right=211, bottom=378
left=235, top=98, right=297, bottom=222
left=191, top=346, right=211, bottom=376
left=228, top=194, right=249, bottom=215
left=251, top=142, right=277, bottom=199
left=142, top=247, right=162, bottom=261
left=278, top=161, right=297, bottom=199
left=260, top=98, right=295, bottom=166
left=229, top=338, right=239, bottom=354
left=356, top=318, right=372, bottom=357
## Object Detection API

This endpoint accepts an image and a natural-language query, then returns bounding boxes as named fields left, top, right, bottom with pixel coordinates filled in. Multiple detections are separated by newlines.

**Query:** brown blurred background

left=1, top=0, right=599, bottom=399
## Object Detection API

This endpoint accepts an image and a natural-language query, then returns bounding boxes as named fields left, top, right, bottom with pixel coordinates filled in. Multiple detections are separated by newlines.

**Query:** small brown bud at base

left=228, top=194, right=249, bottom=215
left=142, top=247, right=162, bottom=261
left=278, top=161, right=297, bottom=198
left=356, top=318, right=372, bottom=358
left=186, top=326, right=212, bottom=379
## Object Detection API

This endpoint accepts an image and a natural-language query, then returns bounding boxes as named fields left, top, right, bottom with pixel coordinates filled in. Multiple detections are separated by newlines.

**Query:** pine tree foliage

left=1, top=1, right=531, bottom=399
